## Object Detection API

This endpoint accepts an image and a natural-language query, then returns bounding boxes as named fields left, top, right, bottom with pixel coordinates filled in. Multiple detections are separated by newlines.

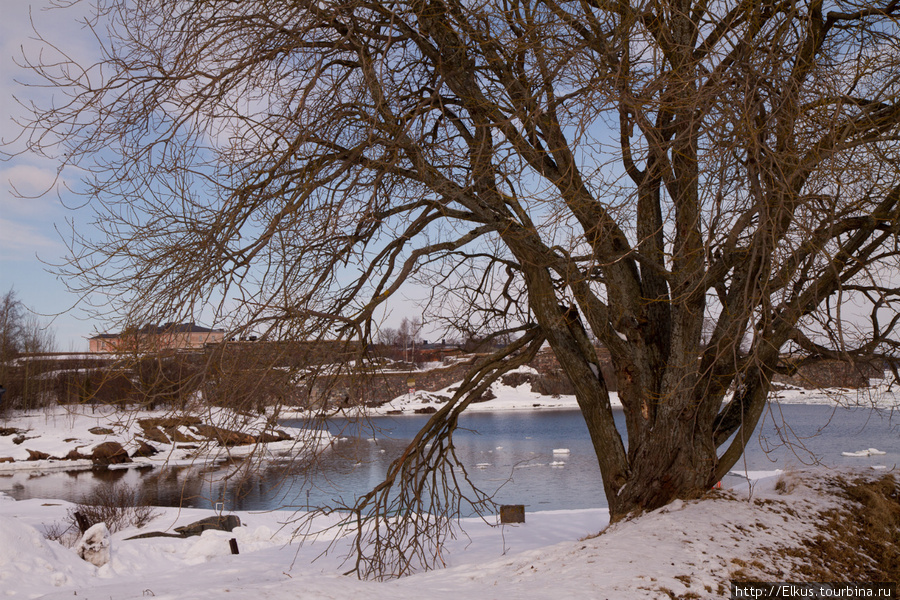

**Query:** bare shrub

left=774, top=471, right=798, bottom=495
left=68, top=484, right=160, bottom=534
left=42, top=520, right=78, bottom=548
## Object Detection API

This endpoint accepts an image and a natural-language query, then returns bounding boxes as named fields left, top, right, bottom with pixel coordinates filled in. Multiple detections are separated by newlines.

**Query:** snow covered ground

left=0, top=405, right=332, bottom=473
left=353, top=368, right=899, bottom=415
left=1, top=467, right=879, bottom=599
left=0, top=375, right=896, bottom=598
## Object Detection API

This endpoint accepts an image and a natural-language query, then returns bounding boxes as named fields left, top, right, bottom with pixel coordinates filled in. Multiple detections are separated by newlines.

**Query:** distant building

left=88, top=323, right=225, bottom=353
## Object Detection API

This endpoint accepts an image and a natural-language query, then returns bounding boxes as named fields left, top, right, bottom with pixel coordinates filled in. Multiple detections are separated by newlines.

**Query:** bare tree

left=397, top=317, right=423, bottom=362
left=0, top=289, right=56, bottom=358
left=13, top=0, right=900, bottom=577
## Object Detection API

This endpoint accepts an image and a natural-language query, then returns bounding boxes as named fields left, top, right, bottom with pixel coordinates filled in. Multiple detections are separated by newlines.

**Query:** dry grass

left=67, top=483, right=161, bottom=535
left=781, top=473, right=899, bottom=583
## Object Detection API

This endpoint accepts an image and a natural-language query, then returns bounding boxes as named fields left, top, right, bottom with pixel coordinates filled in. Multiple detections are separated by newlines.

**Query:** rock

left=191, top=424, right=255, bottom=446
left=0, top=457, right=14, bottom=463
left=131, top=440, right=159, bottom=458
left=91, top=441, right=132, bottom=466
left=138, top=417, right=204, bottom=444
left=125, top=531, right=185, bottom=540
left=138, top=416, right=202, bottom=429
left=88, top=426, right=115, bottom=435
left=12, top=435, right=25, bottom=445
left=165, top=427, right=199, bottom=443
left=76, top=523, right=111, bottom=567
left=0, top=427, right=23, bottom=437
left=174, top=515, right=241, bottom=537
left=65, top=448, right=89, bottom=460
left=255, top=429, right=293, bottom=443
left=140, top=425, right=171, bottom=445
left=26, top=449, right=53, bottom=461
left=414, top=406, right=437, bottom=414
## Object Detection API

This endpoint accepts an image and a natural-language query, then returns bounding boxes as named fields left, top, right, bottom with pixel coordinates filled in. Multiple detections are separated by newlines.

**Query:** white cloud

left=0, top=163, right=60, bottom=202
left=0, top=215, right=63, bottom=260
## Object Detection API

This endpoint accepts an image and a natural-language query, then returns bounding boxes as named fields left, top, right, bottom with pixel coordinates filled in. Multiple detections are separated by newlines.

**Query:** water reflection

left=1, top=405, right=896, bottom=512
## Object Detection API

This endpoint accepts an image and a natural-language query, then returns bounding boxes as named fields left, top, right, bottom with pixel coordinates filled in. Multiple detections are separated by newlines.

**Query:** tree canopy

left=15, top=0, right=900, bottom=578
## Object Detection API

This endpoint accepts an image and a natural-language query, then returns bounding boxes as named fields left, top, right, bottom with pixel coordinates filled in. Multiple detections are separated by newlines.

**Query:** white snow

left=0, top=405, right=332, bottom=473
left=0, top=376, right=895, bottom=598
left=348, top=371, right=899, bottom=416
left=0, top=468, right=869, bottom=599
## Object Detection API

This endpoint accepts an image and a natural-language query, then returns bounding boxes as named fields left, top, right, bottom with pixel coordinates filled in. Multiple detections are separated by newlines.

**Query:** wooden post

left=73, top=511, right=92, bottom=533
left=499, top=505, right=525, bottom=524
left=229, top=538, right=239, bottom=554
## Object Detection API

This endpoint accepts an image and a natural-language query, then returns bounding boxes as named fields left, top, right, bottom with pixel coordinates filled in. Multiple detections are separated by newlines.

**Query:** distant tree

left=0, top=289, right=58, bottom=411
left=16, top=0, right=900, bottom=578
left=0, top=289, right=56, bottom=358
left=397, top=317, right=423, bottom=362
left=0, top=289, right=25, bottom=363
left=375, top=327, right=400, bottom=348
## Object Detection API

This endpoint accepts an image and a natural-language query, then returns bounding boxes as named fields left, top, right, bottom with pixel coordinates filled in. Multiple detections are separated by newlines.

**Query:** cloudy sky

left=1, top=0, right=114, bottom=350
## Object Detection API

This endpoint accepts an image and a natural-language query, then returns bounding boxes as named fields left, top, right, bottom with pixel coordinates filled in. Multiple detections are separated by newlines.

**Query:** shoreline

left=1, top=374, right=895, bottom=475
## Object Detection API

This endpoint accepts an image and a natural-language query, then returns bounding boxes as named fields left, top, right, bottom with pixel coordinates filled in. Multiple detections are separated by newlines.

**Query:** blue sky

left=0, top=0, right=440, bottom=350
left=1, top=0, right=100, bottom=350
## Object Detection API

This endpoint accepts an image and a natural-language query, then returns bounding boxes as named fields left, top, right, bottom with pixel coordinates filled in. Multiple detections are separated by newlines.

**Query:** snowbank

left=0, top=468, right=876, bottom=599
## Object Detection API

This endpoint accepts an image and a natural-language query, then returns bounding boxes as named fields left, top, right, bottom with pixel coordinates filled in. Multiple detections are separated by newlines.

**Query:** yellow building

left=89, top=323, right=225, bottom=353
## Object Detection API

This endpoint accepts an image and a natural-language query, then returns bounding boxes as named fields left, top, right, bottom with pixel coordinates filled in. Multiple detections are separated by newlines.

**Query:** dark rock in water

left=131, top=440, right=159, bottom=458
left=88, top=426, right=115, bottom=435
left=174, top=515, right=242, bottom=537
left=91, top=441, right=132, bottom=466
left=414, top=406, right=437, bottom=414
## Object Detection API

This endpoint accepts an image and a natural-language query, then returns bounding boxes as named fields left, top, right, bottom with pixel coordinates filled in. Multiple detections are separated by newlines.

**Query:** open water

left=1, top=404, right=897, bottom=512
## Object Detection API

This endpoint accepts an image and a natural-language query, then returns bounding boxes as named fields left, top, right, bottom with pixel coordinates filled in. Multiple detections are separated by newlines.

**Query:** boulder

left=140, top=425, right=171, bottom=445
left=165, top=427, right=199, bottom=443
left=137, top=416, right=202, bottom=430
left=255, top=429, right=293, bottom=443
left=26, top=449, right=53, bottom=461
left=91, top=441, right=132, bottom=466
left=65, top=448, right=89, bottom=460
left=191, top=424, right=255, bottom=446
left=88, top=426, right=115, bottom=435
left=0, top=457, right=14, bottom=463
left=131, top=440, right=159, bottom=458
left=174, top=515, right=241, bottom=537
left=76, top=523, right=111, bottom=567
